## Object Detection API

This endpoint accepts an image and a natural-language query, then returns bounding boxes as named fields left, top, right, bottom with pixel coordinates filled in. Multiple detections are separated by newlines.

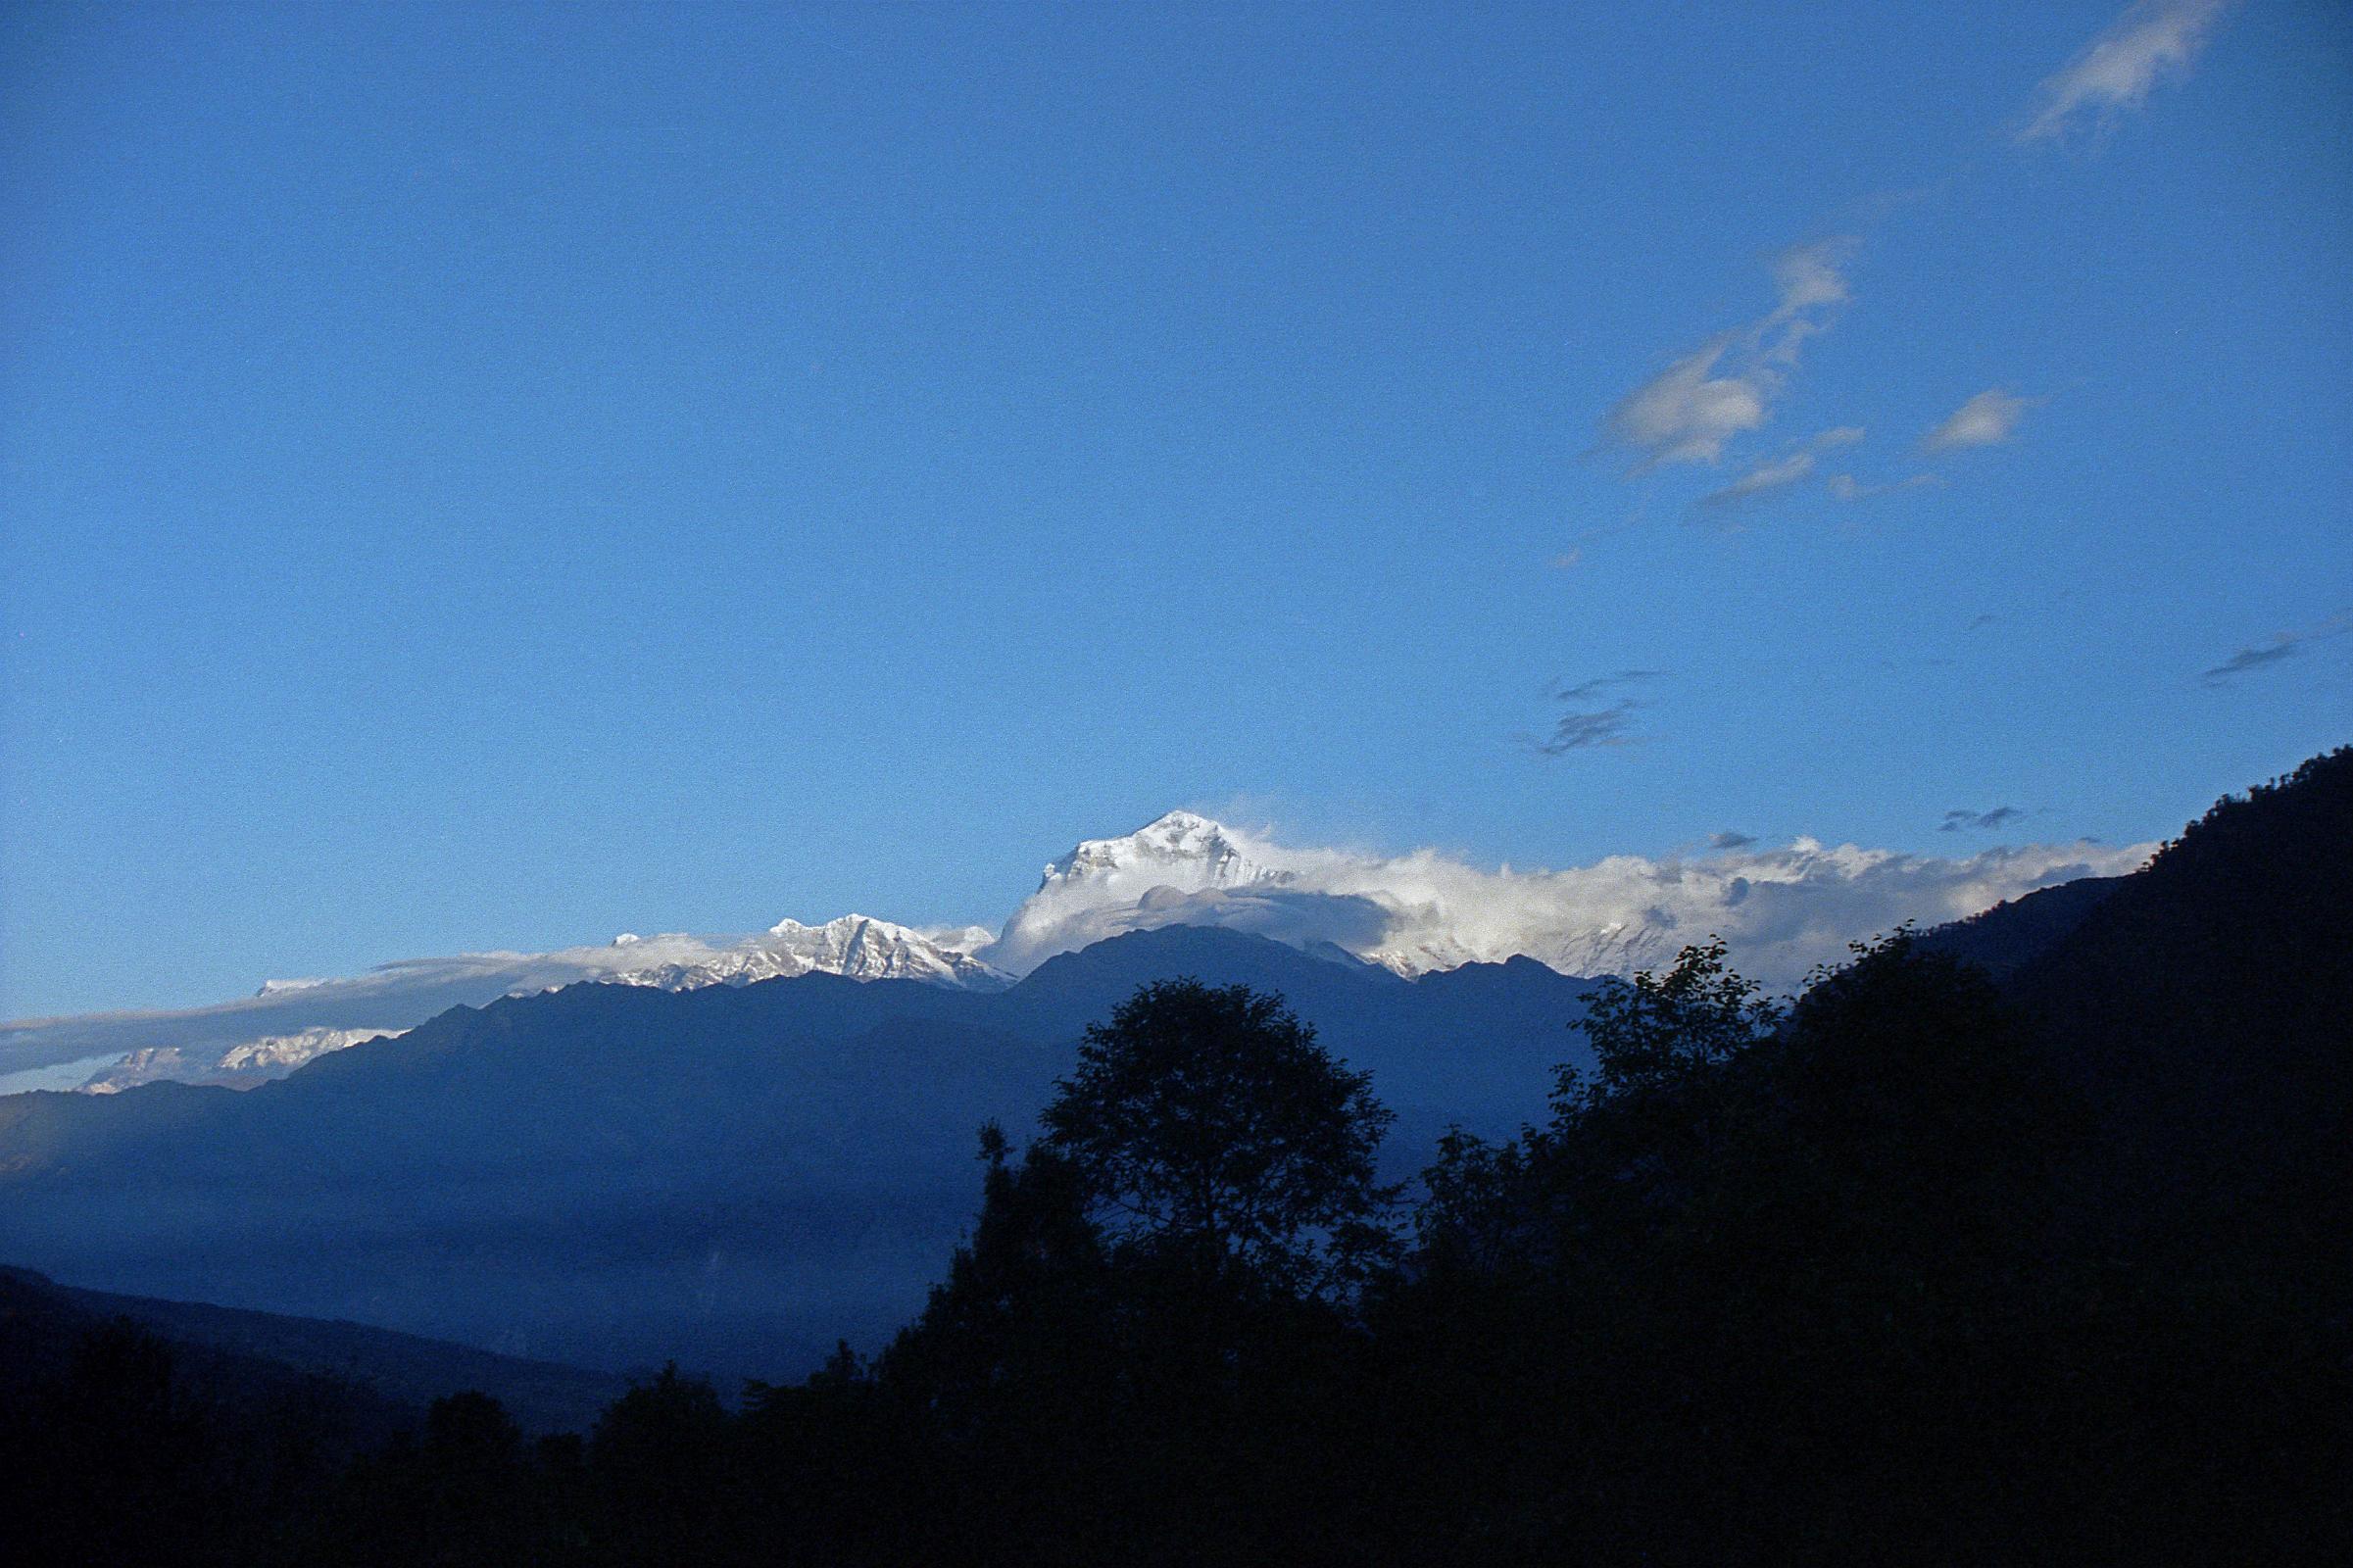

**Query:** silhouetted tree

left=1571, top=934, right=1783, bottom=1103
left=881, top=1125, right=1111, bottom=1429
left=1041, top=979, right=1401, bottom=1302
left=868, top=984, right=1408, bottom=1564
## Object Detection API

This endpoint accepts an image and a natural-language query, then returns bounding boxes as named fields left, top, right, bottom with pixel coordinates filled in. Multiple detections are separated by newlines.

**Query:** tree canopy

left=1039, top=978, right=1399, bottom=1300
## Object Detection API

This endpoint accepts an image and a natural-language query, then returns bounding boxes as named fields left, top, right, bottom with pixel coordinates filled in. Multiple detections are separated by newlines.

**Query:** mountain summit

left=611, top=914, right=1009, bottom=993
left=985, top=811, right=1302, bottom=973
left=1048, top=810, right=1283, bottom=890
left=980, top=807, right=2151, bottom=986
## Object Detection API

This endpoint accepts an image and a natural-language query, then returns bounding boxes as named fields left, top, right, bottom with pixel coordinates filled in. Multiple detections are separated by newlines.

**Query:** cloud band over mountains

left=2, top=811, right=2155, bottom=1094
left=984, top=813, right=2151, bottom=991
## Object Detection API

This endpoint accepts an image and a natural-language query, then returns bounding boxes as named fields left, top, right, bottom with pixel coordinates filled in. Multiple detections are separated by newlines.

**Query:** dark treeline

left=5, top=752, right=2347, bottom=1565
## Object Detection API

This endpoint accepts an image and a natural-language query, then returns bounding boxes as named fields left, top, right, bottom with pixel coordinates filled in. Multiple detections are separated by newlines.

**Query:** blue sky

left=3, top=0, right=2347, bottom=1018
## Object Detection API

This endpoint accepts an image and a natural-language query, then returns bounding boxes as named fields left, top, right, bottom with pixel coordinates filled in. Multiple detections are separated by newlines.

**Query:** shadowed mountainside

left=0, top=926, right=1596, bottom=1382
left=1911, top=872, right=2125, bottom=980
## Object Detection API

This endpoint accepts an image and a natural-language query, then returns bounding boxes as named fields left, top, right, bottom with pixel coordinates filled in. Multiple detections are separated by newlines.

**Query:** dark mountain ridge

left=1905, top=749, right=2348, bottom=1231
left=0, top=925, right=1598, bottom=1382
left=1911, top=872, right=2127, bottom=980
left=2009, top=749, right=2352, bottom=1288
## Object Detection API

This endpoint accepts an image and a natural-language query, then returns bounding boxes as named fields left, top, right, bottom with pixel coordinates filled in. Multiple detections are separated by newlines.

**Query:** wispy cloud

left=1758, top=241, right=1854, bottom=364
left=2021, top=0, right=2234, bottom=142
left=1826, top=471, right=1941, bottom=502
left=1923, top=388, right=2034, bottom=452
left=1548, top=550, right=1584, bottom=570
left=2200, top=612, right=2353, bottom=685
left=1709, top=830, right=1758, bottom=850
left=1540, top=703, right=1642, bottom=753
left=1941, top=806, right=2027, bottom=832
left=1535, top=670, right=1659, bottom=755
left=1602, top=241, right=1855, bottom=471
left=1697, top=451, right=1817, bottom=510
left=1695, top=426, right=1870, bottom=512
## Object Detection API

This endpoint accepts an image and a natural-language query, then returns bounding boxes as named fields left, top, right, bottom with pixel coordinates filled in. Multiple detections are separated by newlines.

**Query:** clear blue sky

left=4, top=1, right=2347, bottom=1017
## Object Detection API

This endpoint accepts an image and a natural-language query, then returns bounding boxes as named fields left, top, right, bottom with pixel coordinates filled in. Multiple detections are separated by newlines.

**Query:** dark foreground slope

left=3, top=1266, right=628, bottom=1433
left=1, top=1265, right=402, bottom=1567
left=1, top=1264, right=411, bottom=1443
left=0, top=927, right=1593, bottom=1381
left=1914, top=748, right=2349, bottom=1251
left=0, top=1265, right=628, bottom=1566
left=2010, top=748, right=2352, bottom=1301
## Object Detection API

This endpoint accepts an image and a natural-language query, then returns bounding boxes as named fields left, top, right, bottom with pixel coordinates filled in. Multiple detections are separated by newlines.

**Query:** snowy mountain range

left=0, top=809, right=2151, bottom=1096
left=604, top=915, right=1008, bottom=993
left=83, top=1027, right=411, bottom=1093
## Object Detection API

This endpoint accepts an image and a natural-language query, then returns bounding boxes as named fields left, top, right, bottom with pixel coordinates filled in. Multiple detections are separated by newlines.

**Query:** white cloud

left=1604, top=336, right=1773, bottom=468
left=1697, top=450, right=1816, bottom=509
left=2021, top=0, right=2233, bottom=141
left=1827, top=471, right=1941, bottom=502
left=983, top=814, right=2153, bottom=993
left=914, top=923, right=998, bottom=956
left=1759, top=240, right=1854, bottom=365
left=1694, top=426, right=1870, bottom=510
left=0, top=922, right=993, bottom=1088
left=1770, top=242, right=1853, bottom=318
left=0, top=939, right=717, bottom=1086
left=1602, top=241, right=1854, bottom=471
left=82, top=1027, right=410, bottom=1093
left=1923, top=388, right=2034, bottom=451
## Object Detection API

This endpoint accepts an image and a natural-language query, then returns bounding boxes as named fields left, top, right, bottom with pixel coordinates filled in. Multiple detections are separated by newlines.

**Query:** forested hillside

left=6, top=752, right=2347, bottom=1565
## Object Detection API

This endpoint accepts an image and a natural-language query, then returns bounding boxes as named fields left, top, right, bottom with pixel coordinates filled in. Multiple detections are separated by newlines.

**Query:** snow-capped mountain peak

left=1043, top=810, right=1287, bottom=894
left=982, top=810, right=1301, bottom=973
left=611, top=913, right=1010, bottom=993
